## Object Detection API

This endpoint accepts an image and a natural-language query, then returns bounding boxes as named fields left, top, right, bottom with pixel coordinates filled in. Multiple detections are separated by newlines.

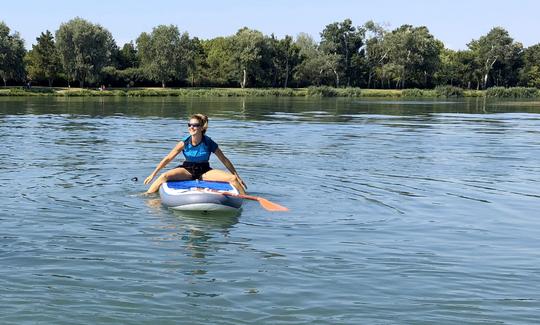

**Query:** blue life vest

left=182, top=135, right=218, bottom=163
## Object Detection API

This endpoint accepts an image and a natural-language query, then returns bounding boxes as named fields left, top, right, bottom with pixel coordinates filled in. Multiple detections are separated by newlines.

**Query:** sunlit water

left=1, top=97, right=540, bottom=324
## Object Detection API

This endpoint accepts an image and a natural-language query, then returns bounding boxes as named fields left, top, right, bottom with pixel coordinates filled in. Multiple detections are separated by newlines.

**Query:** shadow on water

left=167, top=210, right=241, bottom=260
left=144, top=194, right=242, bottom=261
left=170, top=209, right=241, bottom=230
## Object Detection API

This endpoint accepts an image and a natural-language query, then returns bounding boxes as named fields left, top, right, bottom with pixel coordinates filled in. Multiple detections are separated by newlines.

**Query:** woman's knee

left=209, top=171, right=235, bottom=183
left=163, top=168, right=190, bottom=181
left=215, top=173, right=236, bottom=183
left=160, top=172, right=172, bottom=181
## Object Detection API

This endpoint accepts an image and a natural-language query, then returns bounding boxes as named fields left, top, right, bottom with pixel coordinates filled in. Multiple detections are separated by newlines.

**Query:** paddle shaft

left=197, top=188, right=288, bottom=212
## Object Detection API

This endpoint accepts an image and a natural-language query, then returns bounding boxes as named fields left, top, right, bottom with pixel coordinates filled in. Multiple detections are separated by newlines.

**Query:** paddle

left=225, top=192, right=289, bottom=212
left=198, top=188, right=288, bottom=212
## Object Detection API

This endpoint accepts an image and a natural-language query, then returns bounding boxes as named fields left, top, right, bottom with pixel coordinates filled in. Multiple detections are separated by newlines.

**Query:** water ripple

left=2, top=98, right=540, bottom=324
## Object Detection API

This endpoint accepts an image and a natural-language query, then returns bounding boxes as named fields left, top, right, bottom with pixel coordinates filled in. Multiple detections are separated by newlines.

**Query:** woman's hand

left=144, top=173, right=156, bottom=185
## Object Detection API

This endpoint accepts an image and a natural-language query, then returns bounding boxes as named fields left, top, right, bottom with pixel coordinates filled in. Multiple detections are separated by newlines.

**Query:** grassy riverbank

left=1, top=86, right=538, bottom=98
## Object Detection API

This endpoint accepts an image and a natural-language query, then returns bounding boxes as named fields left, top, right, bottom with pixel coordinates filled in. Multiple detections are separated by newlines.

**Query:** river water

left=1, top=97, right=540, bottom=324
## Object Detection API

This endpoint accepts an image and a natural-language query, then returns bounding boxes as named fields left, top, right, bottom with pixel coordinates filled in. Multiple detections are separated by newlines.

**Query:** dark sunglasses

left=187, top=123, right=201, bottom=128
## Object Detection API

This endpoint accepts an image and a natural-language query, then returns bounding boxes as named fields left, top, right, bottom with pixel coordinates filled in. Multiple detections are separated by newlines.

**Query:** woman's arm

left=214, top=148, right=247, bottom=190
left=144, top=141, right=185, bottom=185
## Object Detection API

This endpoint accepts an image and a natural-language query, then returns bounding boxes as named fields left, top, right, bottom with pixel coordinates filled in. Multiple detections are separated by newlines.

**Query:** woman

left=144, top=114, right=247, bottom=194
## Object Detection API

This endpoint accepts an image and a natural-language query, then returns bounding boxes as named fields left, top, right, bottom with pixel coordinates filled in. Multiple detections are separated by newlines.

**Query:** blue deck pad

left=166, top=180, right=234, bottom=191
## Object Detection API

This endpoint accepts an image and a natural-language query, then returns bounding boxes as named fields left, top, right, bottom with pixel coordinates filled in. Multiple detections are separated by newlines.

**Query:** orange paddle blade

left=224, top=193, right=289, bottom=212
left=239, top=194, right=289, bottom=212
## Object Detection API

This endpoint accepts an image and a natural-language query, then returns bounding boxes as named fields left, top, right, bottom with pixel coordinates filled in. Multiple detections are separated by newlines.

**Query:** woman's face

left=188, top=119, right=202, bottom=135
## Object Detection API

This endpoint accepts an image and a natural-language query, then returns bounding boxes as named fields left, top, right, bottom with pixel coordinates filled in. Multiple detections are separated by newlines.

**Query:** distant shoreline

left=1, top=86, right=539, bottom=98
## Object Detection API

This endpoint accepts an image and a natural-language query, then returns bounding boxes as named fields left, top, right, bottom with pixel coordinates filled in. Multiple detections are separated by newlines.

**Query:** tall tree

left=55, top=18, right=115, bottom=87
left=294, top=33, right=320, bottom=86
left=0, top=22, right=26, bottom=86
left=318, top=53, right=342, bottom=87
left=294, top=33, right=340, bottom=87
left=185, top=37, right=205, bottom=86
left=116, top=42, right=139, bottom=69
left=201, top=37, right=236, bottom=86
left=319, top=19, right=364, bottom=87
left=468, top=27, right=523, bottom=88
left=269, top=35, right=300, bottom=88
left=520, top=44, right=540, bottom=88
left=435, top=48, right=461, bottom=86
left=25, top=30, right=61, bottom=86
left=231, top=27, right=265, bottom=88
left=379, top=62, right=404, bottom=89
left=137, top=25, right=189, bottom=87
left=455, top=50, right=483, bottom=89
left=382, top=25, right=443, bottom=88
left=363, top=21, right=388, bottom=88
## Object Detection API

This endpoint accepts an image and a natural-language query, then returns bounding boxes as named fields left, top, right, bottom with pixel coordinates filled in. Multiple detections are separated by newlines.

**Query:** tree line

left=1, top=18, right=539, bottom=89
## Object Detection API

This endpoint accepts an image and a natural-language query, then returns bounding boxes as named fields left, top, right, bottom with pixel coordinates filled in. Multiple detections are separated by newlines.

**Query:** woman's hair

left=190, top=114, right=209, bottom=135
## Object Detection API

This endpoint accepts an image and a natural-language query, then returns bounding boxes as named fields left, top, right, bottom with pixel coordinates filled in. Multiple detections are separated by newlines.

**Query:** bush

left=402, top=88, right=426, bottom=97
left=486, top=87, right=540, bottom=98
left=307, top=86, right=338, bottom=97
left=335, top=87, right=362, bottom=97
left=125, top=89, right=163, bottom=96
left=60, top=89, right=100, bottom=96
left=361, top=89, right=402, bottom=97
left=434, top=85, right=464, bottom=97
left=0, top=88, right=41, bottom=96
left=486, top=87, right=508, bottom=98
left=463, top=90, right=484, bottom=97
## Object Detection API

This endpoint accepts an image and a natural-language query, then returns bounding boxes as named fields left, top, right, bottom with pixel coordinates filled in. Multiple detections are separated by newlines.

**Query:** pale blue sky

left=2, top=0, right=539, bottom=50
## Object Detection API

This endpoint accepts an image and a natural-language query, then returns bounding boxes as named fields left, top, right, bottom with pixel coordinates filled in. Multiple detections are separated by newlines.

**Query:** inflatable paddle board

left=159, top=180, right=243, bottom=212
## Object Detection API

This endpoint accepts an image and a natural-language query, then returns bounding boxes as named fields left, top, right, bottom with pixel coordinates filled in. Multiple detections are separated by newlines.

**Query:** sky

left=2, top=0, right=539, bottom=50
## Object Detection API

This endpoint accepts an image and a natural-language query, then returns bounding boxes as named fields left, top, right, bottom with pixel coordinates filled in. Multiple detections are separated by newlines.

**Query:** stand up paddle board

left=159, top=180, right=243, bottom=212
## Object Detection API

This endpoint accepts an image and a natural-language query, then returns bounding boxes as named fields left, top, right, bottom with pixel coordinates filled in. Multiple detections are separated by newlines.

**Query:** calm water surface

left=1, top=97, right=540, bottom=324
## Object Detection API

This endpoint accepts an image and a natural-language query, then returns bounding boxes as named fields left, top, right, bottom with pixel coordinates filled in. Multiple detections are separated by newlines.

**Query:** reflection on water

left=3, top=96, right=540, bottom=121
left=172, top=210, right=240, bottom=230
left=145, top=193, right=241, bottom=262
left=172, top=211, right=240, bottom=260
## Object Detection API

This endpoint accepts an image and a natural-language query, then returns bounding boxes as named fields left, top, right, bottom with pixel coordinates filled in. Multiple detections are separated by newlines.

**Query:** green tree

left=102, top=42, right=139, bottom=87
left=264, top=35, right=279, bottom=87
left=25, top=30, right=61, bottom=86
left=177, top=32, right=195, bottom=85
left=435, top=48, right=461, bottom=86
left=318, top=53, right=342, bottom=87
left=293, top=33, right=340, bottom=87
left=137, top=25, right=190, bottom=87
left=0, top=22, right=26, bottom=86
left=447, top=50, right=483, bottom=89
left=55, top=18, right=115, bottom=87
left=382, top=25, right=443, bottom=88
left=201, top=37, right=236, bottom=86
left=116, top=42, right=139, bottom=69
left=468, top=27, right=523, bottom=88
left=319, top=19, right=364, bottom=87
left=363, top=21, right=388, bottom=88
left=186, top=37, right=205, bottom=86
left=379, top=62, right=404, bottom=89
left=520, top=44, right=540, bottom=88
left=293, top=33, right=320, bottom=86
left=231, top=27, right=265, bottom=88
left=268, top=35, right=300, bottom=88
